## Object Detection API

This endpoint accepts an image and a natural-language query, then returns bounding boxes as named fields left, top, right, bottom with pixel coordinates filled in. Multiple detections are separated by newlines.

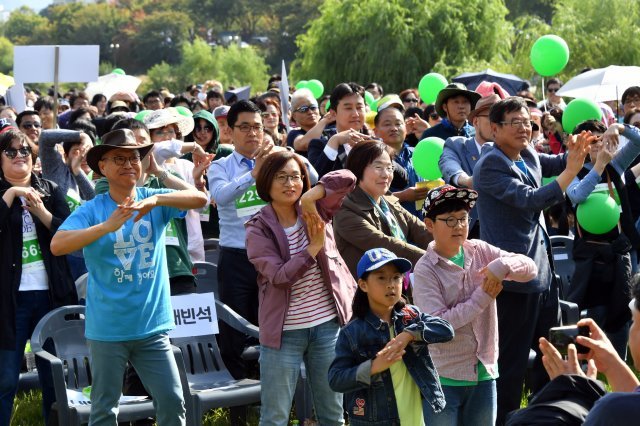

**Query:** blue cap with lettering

left=357, top=248, right=412, bottom=279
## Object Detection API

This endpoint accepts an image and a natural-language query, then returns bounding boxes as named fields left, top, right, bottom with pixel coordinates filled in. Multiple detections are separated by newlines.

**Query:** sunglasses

left=195, top=125, right=213, bottom=133
left=547, top=87, right=560, bottom=93
left=21, top=122, right=42, bottom=130
left=403, top=98, right=419, bottom=103
left=294, top=105, right=319, bottom=114
left=3, top=146, right=32, bottom=159
left=429, top=113, right=439, bottom=120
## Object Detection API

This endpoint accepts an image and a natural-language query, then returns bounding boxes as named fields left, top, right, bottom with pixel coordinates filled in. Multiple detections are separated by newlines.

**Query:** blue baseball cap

left=357, top=248, right=412, bottom=279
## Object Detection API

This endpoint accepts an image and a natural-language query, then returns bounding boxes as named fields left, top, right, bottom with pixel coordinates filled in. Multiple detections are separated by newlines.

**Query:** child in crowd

left=329, top=247, right=454, bottom=425
left=413, top=185, right=538, bottom=425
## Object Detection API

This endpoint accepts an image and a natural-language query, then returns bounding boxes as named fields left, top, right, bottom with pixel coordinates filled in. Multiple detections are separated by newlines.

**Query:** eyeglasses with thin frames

left=236, top=124, right=264, bottom=134
left=101, top=155, right=141, bottom=166
left=499, top=120, right=533, bottom=129
left=436, top=216, right=471, bottom=228
left=275, top=174, right=303, bottom=184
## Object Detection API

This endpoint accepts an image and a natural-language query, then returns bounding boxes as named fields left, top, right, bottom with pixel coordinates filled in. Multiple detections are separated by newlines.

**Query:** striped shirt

left=282, top=219, right=336, bottom=330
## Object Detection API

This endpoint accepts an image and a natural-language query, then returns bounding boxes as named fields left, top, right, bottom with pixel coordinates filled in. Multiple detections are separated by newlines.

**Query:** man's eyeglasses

left=3, top=146, right=32, bottom=159
left=403, top=98, right=419, bottom=104
left=101, top=155, right=141, bottom=166
left=436, top=216, right=471, bottom=228
left=547, top=87, right=560, bottom=93
left=294, top=105, right=319, bottom=114
left=236, top=124, right=264, bottom=134
left=499, top=120, right=533, bottom=129
left=624, top=96, right=640, bottom=105
left=274, top=174, right=303, bottom=184
left=21, top=122, right=42, bottom=130
left=195, top=126, right=213, bottom=133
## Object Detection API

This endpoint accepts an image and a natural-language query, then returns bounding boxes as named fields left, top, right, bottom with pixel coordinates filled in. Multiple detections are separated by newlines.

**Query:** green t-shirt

left=389, top=326, right=424, bottom=426
left=440, top=246, right=496, bottom=386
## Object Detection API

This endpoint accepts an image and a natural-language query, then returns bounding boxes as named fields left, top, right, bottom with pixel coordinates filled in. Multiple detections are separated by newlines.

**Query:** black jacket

left=506, top=374, right=606, bottom=425
left=0, top=174, right=78, bottom=350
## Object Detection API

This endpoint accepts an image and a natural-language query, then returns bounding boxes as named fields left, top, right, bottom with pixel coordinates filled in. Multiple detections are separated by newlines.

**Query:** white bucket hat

left=143, top=107, right=194, bottom=136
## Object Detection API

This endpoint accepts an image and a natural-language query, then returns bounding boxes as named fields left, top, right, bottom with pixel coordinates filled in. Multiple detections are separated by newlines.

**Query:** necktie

left=241, top=158, right=255, bottom=170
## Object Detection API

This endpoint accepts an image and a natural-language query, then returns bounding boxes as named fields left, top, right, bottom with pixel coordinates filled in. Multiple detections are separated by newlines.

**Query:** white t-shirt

left=19, top=199, right=49, bottom=291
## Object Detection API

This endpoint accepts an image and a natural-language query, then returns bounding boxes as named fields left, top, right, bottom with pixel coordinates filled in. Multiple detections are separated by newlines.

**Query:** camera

left=549, top=325, right=590, bottom=355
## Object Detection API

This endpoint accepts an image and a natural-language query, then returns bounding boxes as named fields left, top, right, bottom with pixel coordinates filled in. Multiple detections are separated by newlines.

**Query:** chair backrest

left=75, top=273, right=89, bottom=301
left=193, top=261, right=218, bottom=297
left=170, top=334, right=235, bottom=390
left=550, top=235, right=576, bottom=297
left=31, top=305, right=92, bottom=389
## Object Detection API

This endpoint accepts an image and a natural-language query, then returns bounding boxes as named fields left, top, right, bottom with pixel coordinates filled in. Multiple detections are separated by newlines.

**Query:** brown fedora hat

left=86, top=128, right=154, bottom=175
left=468, top=94, right=502, bottom=121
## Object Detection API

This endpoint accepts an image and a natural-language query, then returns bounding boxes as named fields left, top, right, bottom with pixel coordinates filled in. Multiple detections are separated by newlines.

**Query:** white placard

left=13, top=45, right=99, bottom=83
left=65, top=389, right=148, bottom=407
left=6, top=83, right=26, bottom=113
left=169, top=292, right=218, bottom=338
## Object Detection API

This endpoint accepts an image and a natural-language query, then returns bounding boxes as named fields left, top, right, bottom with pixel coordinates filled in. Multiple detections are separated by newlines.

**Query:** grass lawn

left=11, top=390, right=260, bottom=426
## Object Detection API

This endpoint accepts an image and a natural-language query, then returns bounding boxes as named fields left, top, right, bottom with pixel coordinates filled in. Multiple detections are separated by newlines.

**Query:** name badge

left=235, top=184, right=267, bottom=217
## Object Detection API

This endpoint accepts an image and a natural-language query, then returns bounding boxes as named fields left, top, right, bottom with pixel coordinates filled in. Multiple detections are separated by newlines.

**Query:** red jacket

left=245, top=170, right=357, bottom=349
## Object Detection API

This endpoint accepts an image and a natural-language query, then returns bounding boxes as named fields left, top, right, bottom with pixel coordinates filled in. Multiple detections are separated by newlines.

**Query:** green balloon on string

left=562, top=98, right=602, bottom=133
left=306, top=79, right=324, bottom=99
left=576, top=192, right=620, bottom=234
left=530, top=35, right=570, bottom=76
left=418, top=73, right=448, bottom=104
left=365, top=91, right=377, bottom=111
left=413, top=137, right=445, bottom=180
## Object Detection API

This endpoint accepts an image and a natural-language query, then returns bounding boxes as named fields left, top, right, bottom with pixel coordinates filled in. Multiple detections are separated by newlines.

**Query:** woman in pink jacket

left=245, top=150, right=357, bottom=426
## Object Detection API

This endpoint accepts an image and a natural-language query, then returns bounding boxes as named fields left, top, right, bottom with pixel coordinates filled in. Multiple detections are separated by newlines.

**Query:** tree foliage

left=0, top=37, right=14, bottom=74
left=143, top=39, right=269, bottom=95
left=294, top=0, right=511, bottom=92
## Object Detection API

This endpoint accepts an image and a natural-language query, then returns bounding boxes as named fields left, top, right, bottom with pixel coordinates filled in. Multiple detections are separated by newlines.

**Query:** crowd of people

left=1, top=73, right=640, bottom=426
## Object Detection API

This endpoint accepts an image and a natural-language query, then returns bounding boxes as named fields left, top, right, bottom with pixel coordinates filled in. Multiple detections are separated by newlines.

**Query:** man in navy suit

left=438, top=93, right=500, bottom=237
left=473, top=97, right=592, bottom=424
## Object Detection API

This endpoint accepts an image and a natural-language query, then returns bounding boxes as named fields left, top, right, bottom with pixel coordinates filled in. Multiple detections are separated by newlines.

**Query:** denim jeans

left=87, top=333, right=185, bottom=426
left=423, top=379, right=497, bottom=426
left=259, top=318, right=343, bottom=426
left=0, top=290, right=55, bottom=426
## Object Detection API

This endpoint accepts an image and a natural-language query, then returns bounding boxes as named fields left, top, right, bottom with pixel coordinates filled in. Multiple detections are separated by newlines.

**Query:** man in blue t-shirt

left=51, top=129, right=208, bottom=425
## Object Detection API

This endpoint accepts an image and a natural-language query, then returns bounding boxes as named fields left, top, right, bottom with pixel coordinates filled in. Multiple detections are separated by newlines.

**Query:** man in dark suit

left=473, top=97, right=592, bottom=424
left=438, top=93, right=500, bottom=237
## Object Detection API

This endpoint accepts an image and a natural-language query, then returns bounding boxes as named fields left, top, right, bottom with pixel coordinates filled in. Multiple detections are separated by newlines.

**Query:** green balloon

left=530, top=35, right=569, bottom=77
left=325, top=100, right=331, bottom=112
left=413, top=137, right=445, bottom=180
left=365, top=91, right=377, bottom=111
left=562, top=98, right=602, bottom=133
left=295, top=80, right=308, bottom=90
left=541, top=176, right=557, bottom=186
left=418, top=73, right=448, bottom=105
left=306, top=79, right=324, bottom=99
left=576, top=192, right=620, bottom=234
left=134, top=110, right=151, bottom=121
left=111, top=68, right=125, bottom=75
left=175, top=106, right=192, bottom=117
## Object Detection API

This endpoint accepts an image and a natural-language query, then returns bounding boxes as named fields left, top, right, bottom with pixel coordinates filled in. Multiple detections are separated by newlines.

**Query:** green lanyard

left=367, top=194, right=407, bottom=242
